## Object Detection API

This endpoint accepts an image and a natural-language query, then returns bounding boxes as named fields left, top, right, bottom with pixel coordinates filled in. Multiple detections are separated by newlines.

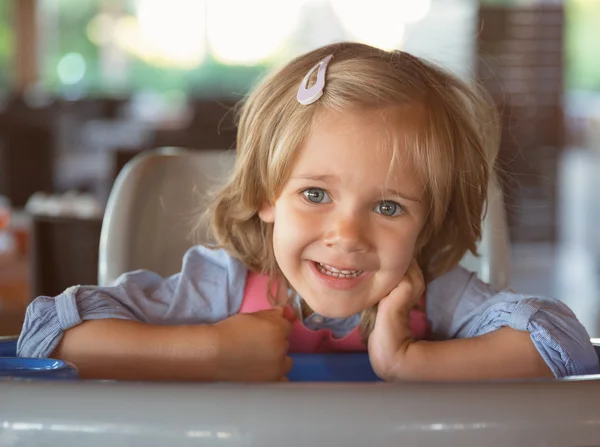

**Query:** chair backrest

left=98, top=147, right=235, bottom=285
left=99, top=148, right=510, bottom=290
left=460, top=175, right=511, bottom=291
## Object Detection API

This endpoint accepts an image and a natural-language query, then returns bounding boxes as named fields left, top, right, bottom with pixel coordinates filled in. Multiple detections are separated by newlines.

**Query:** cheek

left=377, top=225, right=421, bottom=268
left=272, top=203, right=315, bottom=255
left=277, top=199, right=317, bottom=233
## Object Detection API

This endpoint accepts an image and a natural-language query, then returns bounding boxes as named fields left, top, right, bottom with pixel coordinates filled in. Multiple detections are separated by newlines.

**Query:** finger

left=406, top=258, right=424, bottom=284
left=280, top=318, right=293, bottom=338
left=279, top=376, right=290, bottom=382
left=253, top=308, right=293, bottom=338
left=410, top=278, right=425, bottom=306
left=282, top=355, right=294, bottom=375
left=406, top=259, right=425, bottom=303
left=282, top=305, right=298, bottom=323
left=379, top=281, right=414, bottom=317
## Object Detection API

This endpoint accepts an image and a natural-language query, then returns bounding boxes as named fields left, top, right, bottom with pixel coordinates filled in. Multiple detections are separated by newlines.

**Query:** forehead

left=293, top=106, right=425, bottom=181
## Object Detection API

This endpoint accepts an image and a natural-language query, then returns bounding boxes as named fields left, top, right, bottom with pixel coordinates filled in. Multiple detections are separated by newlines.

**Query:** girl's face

left=259, top=108, right=428, bottom=318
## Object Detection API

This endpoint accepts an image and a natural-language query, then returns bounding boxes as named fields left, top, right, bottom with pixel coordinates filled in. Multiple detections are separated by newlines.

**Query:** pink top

left=239, top=271, right=430, bottom=353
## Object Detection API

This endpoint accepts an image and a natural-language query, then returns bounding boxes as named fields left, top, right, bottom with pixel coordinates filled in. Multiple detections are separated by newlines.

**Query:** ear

left=258, top=201, right=275, bottom=223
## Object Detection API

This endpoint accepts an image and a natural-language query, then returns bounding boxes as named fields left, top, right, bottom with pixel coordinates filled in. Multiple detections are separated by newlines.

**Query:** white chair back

left=99, top=147, right=510, bottom=290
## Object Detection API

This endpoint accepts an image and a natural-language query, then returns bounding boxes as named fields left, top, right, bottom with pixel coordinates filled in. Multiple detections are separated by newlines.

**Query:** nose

left=323, top=211, right=371, bottom=254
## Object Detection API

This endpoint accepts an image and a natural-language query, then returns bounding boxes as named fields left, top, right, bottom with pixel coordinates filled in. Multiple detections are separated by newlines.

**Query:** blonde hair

left=205, top=42, right=500, bottom=340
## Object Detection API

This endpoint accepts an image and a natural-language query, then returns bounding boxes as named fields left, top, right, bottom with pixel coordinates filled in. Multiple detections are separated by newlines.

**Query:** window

left=38, top=0, right=476, bottom=99
left=0, top=0, right=13, bottom=90
left=566, top=0, right=600, bottom=91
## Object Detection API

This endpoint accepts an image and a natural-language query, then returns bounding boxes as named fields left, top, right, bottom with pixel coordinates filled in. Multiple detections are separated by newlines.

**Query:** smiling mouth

left=315, top=261, right=363, bottom=278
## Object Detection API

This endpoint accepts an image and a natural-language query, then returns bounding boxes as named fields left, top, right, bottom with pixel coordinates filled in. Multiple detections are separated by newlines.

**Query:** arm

left=17, top=246, right=295, bottom=381
left=369, top=264, right=599, bottom=381
left=397, top=327, right=553, bottom=381
left=18, top=246, right=245, bottom=358
left=53, top=311, right=293, bottom=382
left=53, top=319, right=222, bottom=381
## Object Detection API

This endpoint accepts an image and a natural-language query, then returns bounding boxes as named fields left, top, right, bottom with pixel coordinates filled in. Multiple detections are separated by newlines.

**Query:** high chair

left=97, top=147, right=513, bottom=382
left=3, top=147, right=600, bottom=446
left=96, top=146, right=513, bottom=383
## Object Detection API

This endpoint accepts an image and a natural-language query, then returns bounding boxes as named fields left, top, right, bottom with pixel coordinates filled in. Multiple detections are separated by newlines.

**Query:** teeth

left=317, top=262, right=362, bottom=278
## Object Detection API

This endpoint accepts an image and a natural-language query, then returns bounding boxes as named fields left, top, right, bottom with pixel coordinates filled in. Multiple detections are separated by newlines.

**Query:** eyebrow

left=290, top=174, right=422, bottom=203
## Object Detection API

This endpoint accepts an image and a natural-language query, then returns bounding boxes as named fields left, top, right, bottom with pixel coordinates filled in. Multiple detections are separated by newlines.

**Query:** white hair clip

left=296, top=54, right=333, bottom=105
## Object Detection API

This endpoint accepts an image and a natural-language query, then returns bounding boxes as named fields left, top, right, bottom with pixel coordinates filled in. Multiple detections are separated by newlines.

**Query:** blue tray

left=0, top=336, right=79, bottom=380
left=0, top=357, right=79, bottom=380
left=0, top=336, right=17, bottom=357
left=288, top=353, right=380, bottom=382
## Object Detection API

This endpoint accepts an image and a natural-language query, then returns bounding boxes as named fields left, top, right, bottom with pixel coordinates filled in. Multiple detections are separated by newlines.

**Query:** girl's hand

left=368, top=259, right=425, bottom=380
left=212, top=308, right=294, bottom=381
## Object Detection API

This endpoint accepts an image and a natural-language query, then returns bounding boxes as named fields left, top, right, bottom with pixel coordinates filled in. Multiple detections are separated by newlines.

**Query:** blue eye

left=375, top=201, right=405, bottom=217
left=303, top=188, right=330, bottom=204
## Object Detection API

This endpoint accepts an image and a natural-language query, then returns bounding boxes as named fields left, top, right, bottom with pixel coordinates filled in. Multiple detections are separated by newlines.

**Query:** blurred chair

left=151, top=99, right=237, bottom=150
left=557, top=149, right=600, bottom=337
left=99, top=148, right=510, bottom=290
left=0, top=120, right=54, bottom=208
left=32, top=214, right=102, bottom=297
left=111, top=147, right=145, bottom=183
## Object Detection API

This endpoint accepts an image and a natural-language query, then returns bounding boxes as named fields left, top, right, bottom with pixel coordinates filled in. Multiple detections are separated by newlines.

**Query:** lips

left=308, top=260, right=372, bottom=291
left=316, top=262, right=363, bottom=278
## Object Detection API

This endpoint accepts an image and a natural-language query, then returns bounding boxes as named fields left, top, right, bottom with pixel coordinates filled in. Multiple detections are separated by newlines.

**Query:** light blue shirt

left=17, top=245, right=600, bottom=378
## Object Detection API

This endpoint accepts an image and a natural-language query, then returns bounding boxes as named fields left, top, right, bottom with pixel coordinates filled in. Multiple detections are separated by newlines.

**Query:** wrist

left=384, top=340, right=426, bottom=381
left=163, top=324, right=221, bottom=381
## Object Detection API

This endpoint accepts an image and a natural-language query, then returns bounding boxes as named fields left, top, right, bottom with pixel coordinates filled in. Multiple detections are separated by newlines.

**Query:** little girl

left=18, top=42, right=599, bottom=381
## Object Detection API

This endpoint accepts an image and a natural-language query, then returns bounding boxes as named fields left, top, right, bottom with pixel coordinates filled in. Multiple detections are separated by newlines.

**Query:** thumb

left=253, top=308, right=285, bottom=321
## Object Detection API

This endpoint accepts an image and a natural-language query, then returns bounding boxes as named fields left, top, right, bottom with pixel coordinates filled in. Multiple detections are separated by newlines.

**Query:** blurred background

left=0, top=0, right=599, bottom=338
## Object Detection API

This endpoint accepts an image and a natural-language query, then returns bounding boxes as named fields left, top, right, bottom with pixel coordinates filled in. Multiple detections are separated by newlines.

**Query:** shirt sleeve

left=17, top=246, right=248, bottom=358
left=425, top=266, right=600, bottom=378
